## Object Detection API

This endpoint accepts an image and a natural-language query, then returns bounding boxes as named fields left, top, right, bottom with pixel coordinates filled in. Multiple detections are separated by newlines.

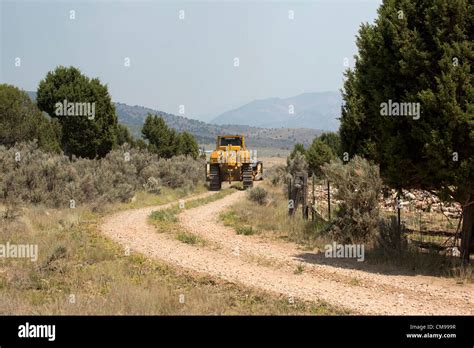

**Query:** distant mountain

left=211, top=91, right=342, bottom=131
left=27, top=91, right=323, bottom=149
left=114, top=102, right=323, bottom=149
left=27, top=91, right=37, bottom=101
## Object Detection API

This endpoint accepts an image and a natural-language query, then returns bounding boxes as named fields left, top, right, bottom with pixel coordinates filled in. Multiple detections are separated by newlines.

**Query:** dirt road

left=100, top=189, right=474, bottom=315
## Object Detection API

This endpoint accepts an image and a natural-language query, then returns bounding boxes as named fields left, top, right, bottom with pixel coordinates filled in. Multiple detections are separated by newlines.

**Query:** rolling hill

left=27, top=91, right=324, bottom=149
left=211, top=91, right=342, bottom=131
left=114, top=103, right=323, bottom=149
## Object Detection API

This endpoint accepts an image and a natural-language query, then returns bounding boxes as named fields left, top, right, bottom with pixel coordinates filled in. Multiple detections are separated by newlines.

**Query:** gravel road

left=100, top=189, right=474, bottom=315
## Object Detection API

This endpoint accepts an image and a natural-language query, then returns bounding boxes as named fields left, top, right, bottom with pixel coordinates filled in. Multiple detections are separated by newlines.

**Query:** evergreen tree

left=289, top=143, right=306, bottom=159
left=36, top=66, right=118, bottom=158
left=141, top=114, right=171, bottom=156
left=0, top=84, right=61, bottom=153
left=318, top=132, right=342, bottom=158
left=177, top=131, right=199, bottom=159
left=142, top=114, right=199, bottom=158
left=306, top=139, right=335, bottom=177
left=115, top=124, right=135, bottom=146
left=340, top=0, right=474, bottom=260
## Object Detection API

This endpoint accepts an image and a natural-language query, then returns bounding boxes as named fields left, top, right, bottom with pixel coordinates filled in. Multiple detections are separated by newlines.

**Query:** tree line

left=0, top=66, right=199, bottom=160
left=289, top=131, right=341, bottom=177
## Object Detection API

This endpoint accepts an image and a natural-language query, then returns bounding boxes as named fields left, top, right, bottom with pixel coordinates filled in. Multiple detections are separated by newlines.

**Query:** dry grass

left=148, top=188, right=236, bottom=247
left=220, top=182, right=329, bottom=249
left=219, top=182, right=473, bottom=282
left=365, top=243, right=473, bottom=280
left=0, top=188, right=343, bottom=315
left=176, top=231, right=207, bottom=246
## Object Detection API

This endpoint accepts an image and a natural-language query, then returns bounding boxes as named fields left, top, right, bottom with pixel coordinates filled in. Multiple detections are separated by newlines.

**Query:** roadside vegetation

left=1, top=0, right=472, bottom=314
left=223, top=0, right=473, bottom=279
left=0, top=70, right=347, bottom=314
left=339, top=0, right=473, bottom=262
left=0, top=187, right=345, bottom=315
left=220, top=161, right=472, bottom=282
left=220, top=183, right=326, bottom=249
left=0, top=142, right=204, bottom=212
left=148, top=189, right=235, bottom=246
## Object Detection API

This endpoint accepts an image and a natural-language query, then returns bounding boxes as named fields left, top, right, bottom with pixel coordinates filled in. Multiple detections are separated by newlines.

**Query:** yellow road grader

left=206, top=135, right=263, bottom=191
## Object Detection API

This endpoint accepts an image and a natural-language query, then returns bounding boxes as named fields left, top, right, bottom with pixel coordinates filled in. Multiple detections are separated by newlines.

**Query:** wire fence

left=304, top=175, right=462, bottom=249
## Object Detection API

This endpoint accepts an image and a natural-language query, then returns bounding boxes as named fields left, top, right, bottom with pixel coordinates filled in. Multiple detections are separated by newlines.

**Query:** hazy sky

left=1, top=0, right=381, bottom=121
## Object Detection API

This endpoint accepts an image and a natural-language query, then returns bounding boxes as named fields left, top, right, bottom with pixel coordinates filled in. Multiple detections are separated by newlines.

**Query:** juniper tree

left=306, top=139, right=335, bottom=177
left=176, top=131, right=199, bottom=159
left=142, top=114, right=199, bottom=159
left=0, top=84, right=61, bottom=153
left=36, top=66, right=118, bottom=158
left=318, top=132, right=342, bottom=158
left=289, top=143, right=306, bottom=159
left=339, top=0, right=473, bottom=261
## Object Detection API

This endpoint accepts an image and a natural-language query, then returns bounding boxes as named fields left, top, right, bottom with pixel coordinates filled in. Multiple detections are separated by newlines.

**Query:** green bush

left=0, top=84, right=61, bottom=153
left=377, top=217, right=408, bottom=256
left=142, top=114, right=199, bottom=159
left=321, top=156, right=382, bottom=244
left=306, top=139, right=334, bottom=177
left=236, top=226, right=255, bottom=235
left=0, top=142, right=205, bottom=208
left=266, top=165, right=288, bottom=186
left=286, top=152, right=308, bottom=177
left=176, top=231, right=205, bottom=245
left=247, top=187, right=268, bottom=205
left=150, top=209, right=178, bottom=222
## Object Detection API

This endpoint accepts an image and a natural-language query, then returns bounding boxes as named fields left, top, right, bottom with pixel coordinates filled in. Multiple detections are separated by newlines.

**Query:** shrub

left=142, top=115, right=199, bottom=159
left=236, top=226, right=255, bottom=235
left=286, top=152, right=308, bottom=176
left=377, top=217, right=408, bottom=256
left=289, top=143, right=306, bottom=159
left=306, top=139, right=335, bottom=177
left=321, top=156, right=382, bottom=244
left=143, top=177, right=162, bottom=194
left=0, top=142, right=205, bottom=208
left=176, top=231, right=205, bottom=245
left=266, top=165, right=287, bottom=186
left=150, top=209, right=178, bottom=223
left=0, top=84, right=61, bottom=153
left=247, top=187, right=268, bottom=205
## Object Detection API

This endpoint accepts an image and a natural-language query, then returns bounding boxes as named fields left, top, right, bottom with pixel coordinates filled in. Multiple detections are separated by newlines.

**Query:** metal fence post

left=327, top=180, right=331, bottom=221
left=312, top=175, right=315, bottom=222
left=288, top=178, right=293, bottom=216
left=397, top=190, right=401, bottom=233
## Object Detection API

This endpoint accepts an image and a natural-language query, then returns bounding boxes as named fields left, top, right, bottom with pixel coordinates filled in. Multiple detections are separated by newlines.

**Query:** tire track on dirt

left=100, top=189, right=474, bottom=315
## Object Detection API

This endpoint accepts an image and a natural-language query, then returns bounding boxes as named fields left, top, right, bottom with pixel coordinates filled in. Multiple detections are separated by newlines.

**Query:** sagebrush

left=0, top=142, right=205, bottom=208
left=247, top=187, right=268, bottom=205
left=321, top=156, right=382, bottom=244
